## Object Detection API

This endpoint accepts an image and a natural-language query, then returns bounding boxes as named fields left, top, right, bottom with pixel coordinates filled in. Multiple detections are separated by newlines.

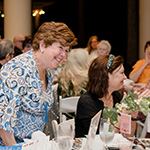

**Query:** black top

left=14, top=46, right=22, bottom=57
left=0, top=63, right=2, bottom=69
left=75, top=91, right=122, bottom=137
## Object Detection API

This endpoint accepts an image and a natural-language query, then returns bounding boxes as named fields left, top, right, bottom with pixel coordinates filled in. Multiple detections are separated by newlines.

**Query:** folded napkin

left=23, top=131, right=50, bottom=150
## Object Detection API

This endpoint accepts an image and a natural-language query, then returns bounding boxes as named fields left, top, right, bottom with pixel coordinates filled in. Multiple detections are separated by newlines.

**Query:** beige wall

left=4, top=0, right=32, bottom=41
left=139, top=0, right=150, bottom=59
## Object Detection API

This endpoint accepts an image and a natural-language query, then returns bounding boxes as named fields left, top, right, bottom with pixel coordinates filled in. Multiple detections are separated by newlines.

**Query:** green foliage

left=103, top=107, right=119, bottom=125
left=121, top=91, right=139, bottom=111
left=102, top=90, right=150, bottom=125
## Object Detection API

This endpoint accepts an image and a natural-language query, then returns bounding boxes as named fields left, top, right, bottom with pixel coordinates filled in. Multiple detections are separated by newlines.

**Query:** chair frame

left=59, top=96, right=79, bottom=122
left=136, top=116, right=148, bottom=138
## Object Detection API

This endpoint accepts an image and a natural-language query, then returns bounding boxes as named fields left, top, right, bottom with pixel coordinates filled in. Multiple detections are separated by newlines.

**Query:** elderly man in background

left=13, top=34, right=25, bottom=57
left=0, top=39, right=14, bottom=69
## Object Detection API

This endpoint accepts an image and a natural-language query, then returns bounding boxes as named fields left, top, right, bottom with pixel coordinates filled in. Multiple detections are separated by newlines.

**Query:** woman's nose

left=60, top=50, right=67, bottom=58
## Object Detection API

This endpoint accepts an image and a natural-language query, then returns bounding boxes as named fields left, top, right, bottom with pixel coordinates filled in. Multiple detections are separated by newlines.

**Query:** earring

left=41, top=48, right=44, bottom=53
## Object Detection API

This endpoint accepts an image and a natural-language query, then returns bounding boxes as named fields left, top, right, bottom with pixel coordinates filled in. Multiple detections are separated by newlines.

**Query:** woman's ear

left=39, top=40, right=45, bottom=53
left=5, top=53, right=11, bottom=61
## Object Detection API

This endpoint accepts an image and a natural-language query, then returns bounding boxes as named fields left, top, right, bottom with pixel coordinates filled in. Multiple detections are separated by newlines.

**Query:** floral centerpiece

left=103, top=91, right=150, bottom=125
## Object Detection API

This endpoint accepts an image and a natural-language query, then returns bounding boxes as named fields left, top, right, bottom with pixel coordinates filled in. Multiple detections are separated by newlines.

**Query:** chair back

left=136, top=116, right=148, bottom=138
left=59, top=96, right=79, bottom=122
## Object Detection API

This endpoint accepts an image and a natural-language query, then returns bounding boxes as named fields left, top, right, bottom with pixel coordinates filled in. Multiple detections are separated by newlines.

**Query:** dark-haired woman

left=75, top=54, right=145, bottom=138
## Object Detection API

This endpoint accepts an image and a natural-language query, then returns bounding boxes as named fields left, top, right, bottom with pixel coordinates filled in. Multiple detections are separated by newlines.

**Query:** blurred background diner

left=13, top=34, right=25, bottom=57
left=129, top=41, right=150, bottom=84
left=85, top=35, right=99, bottom=62
left=57, top=48, right=90, bottom=120
left=22, top=35, right=33, bottom=53
left=58, top=48, right=90, bottom=98
left=97, top=40, right=111, bottom=56
left=0, top=39, right=14, bottom=68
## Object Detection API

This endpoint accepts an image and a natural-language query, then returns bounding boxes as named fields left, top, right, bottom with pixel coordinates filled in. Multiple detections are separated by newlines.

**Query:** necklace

left=33, top=51, right=46, bottom=85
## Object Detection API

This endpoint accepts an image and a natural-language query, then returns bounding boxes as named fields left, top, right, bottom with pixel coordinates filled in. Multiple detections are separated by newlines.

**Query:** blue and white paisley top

left=0, top=50, right=54, bottom=145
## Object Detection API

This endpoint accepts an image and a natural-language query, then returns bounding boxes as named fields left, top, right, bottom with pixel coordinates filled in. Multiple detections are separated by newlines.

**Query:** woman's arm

left=0, top=129, right=17, bottom=146
left=129, top=51, right=150, bottom=83
left=129, top=63, right=148, bottom=83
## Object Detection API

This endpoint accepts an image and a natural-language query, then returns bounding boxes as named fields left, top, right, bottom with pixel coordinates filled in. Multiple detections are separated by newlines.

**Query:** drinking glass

left=57, top=124, right=74, bottom=150
left=99, top=118, right=115, bottom=150
left=51, top=138, right=59, bottom=150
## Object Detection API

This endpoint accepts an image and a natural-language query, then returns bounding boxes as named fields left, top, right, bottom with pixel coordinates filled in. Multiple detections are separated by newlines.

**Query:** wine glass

left=57, top=123, right=74, bottom=150
left=99, top=118, right=115, bottom=150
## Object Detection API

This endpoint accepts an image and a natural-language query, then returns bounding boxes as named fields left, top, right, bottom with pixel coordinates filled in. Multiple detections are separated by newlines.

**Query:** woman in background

left=97, top=40, right=111, bottom=56
left=129, top=41, right=150, bottom=84
left=86, top=36, right=99, bottom=62
left=58, top=48, right=90, bottom=98
left=22, top=35, right=33, bottom=53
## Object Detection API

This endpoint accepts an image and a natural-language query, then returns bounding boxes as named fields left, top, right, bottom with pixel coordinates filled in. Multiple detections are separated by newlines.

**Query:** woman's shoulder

left=80, top=92, right=92, bottom=99
left=79, top=92, right=99, bottom=104
left=134, top=59, right=146, bottom=65
left=4, top=50, right=33, bottom=67
left=0, top=50, right=35, bottom=77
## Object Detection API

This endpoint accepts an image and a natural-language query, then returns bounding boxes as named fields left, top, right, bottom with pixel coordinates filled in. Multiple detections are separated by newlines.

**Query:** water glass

left=57, top=124, right=74, bottom=150
left=99, top=118, right=114, bottom=150
left=51, top=138, right=59, bottom=150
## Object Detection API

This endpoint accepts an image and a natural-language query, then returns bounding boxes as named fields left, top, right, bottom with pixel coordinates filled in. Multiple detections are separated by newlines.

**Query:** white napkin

left=23, top=131, right=50, bottom=150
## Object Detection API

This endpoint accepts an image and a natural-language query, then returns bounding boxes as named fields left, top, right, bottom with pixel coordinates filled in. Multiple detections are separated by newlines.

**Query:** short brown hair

left=32, top=21, right=77, bottom=51
left=86, top=55, right=124, bottom=98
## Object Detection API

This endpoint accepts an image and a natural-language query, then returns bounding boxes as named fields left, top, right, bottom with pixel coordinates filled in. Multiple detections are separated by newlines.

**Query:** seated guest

left=90, top=40, right=111, bottom=63
left=58, top=48, right=90, bottom=98
left=13, top=34, right=25, bottom=57
left=22, top=35, right=33, bottom=53
left=129, top=41, right=150, bottom=84
left=58, top=48, right=90, bottom=120
left=0, top=39, right=14, bottom=68
left=86, top=35, right=99, bottom=55
left=75, top=54, right=149, bottom=138
left=85, top=36, right=99, bottom=62
left=97, top=40, right=111, bottom=56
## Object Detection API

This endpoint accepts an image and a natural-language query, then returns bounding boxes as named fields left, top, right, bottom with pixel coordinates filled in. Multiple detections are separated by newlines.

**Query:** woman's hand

left=0, top=129, right=17, bottom=146
left=134, top=88, right=150, bottom=99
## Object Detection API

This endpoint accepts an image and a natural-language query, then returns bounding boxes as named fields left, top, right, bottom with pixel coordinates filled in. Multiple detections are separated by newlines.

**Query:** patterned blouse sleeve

left=0, top=66, right=22, bottom=133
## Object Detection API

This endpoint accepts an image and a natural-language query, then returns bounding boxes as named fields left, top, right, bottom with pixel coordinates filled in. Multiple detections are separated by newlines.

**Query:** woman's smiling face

left=42, top=42, right=69, bottom=69
left=108, top=64, right=127, bottom=91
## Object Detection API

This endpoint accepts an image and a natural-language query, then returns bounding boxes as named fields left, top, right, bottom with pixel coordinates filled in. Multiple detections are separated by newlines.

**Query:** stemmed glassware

left=99, top=118, right=115, bottom=150
left=57, top=123, right=74, bottom=150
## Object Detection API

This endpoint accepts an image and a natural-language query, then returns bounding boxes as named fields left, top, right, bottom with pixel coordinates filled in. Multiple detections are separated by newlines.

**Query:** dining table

left=0, top=133, right=149, bottom=150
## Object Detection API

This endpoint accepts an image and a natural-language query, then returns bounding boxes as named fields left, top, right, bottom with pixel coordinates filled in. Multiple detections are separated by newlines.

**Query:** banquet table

left=73, top=134, right=150, bottom=150
left=49, top=133, right=148, bottom=150
left=0, top=133, right=149, bottom=150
